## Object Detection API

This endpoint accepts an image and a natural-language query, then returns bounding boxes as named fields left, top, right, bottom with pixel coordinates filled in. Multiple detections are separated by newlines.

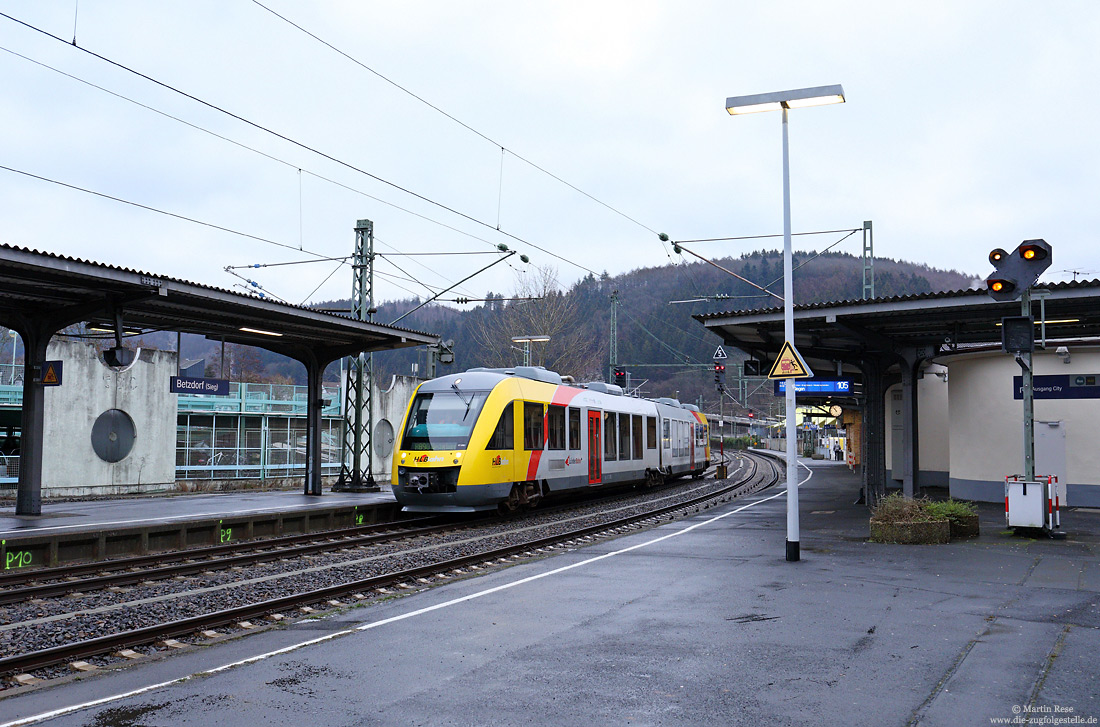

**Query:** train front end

left=391, top=372, right=512, bottom=513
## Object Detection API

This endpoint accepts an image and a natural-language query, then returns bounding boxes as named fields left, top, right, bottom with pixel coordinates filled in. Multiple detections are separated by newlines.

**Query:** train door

left=660, top=415, right=671, bottom=469
left=587, top=410, right=602, bottom=484
left=690, top=421, right=696, bottom=471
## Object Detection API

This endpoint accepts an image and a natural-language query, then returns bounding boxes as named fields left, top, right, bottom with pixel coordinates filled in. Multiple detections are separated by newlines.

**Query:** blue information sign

left=1013, top=374, right=1100, bottom=400
left=170, top=375, right=230, bottom=396
left=774, top=378, right=853, bottom=396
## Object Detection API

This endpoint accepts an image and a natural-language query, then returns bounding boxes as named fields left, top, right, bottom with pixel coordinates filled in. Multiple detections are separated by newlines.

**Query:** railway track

left=0, top=451, right=778, bottom=684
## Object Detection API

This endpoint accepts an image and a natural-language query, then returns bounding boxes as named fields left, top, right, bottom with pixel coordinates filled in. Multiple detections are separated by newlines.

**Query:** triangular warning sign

left=768, top=341, right=813, bottom=380
left=712, top=345, right=728, bottom=360
left=42, top=363, right=59, bottom=385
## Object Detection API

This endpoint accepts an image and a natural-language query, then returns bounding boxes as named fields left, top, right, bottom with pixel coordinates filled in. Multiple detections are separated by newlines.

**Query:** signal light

left=713, top=363, right=726, bottom=385
left=1019, top=243, right=1048, bottom=262
left=985, top=239, right=1051, bottom=302
left=613, top=367, right=626, bottom=388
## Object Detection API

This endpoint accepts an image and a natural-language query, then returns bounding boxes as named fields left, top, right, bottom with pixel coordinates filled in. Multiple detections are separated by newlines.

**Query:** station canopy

left=695, top=280, right=1100, bottom=374
left=0, top=243, right=437, bottom=358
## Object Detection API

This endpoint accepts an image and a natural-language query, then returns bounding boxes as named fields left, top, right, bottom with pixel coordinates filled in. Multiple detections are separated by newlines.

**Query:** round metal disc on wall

left=375, top=419, right=395, bottom=459
left=90, top=409, right=136, bottom=463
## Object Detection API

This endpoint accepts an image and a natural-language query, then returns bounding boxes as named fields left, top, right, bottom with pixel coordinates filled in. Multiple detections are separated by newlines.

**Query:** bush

left=925, top=498, right=977, bottom=524
left=871, top=493, right=937, bottom=523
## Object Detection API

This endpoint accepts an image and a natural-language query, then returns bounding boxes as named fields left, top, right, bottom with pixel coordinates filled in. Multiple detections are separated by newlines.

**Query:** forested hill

left=355, top=249, right=975, bottom=407
left=150, top=249, right=972, bottom=410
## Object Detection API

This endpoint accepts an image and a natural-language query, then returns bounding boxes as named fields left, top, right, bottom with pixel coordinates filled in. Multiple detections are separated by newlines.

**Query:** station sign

left=170, top=375, right=230, bottom=396
left=1013, top=374, right=1100, bottom=400
left=774, top=378, right=853, bottom=396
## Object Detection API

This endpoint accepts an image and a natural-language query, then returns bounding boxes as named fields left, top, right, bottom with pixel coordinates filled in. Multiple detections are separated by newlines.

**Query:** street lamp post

left=725, top=84, right=845, bottom=562
left=510, top=335, right=550, bottom=367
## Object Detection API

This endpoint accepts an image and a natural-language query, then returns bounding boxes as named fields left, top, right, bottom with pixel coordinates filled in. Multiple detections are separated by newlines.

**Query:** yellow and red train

left=391, top=366, right=710, bottom=513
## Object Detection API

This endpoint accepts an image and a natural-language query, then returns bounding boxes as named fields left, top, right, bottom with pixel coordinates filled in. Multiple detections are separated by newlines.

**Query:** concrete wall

left=884, top=363, right=951, bottom=488
left=43, top=340, right=177, bottom=496
left=946, top=347, right=1100, bottom=506
left=359, top=374, right=420, bottom=482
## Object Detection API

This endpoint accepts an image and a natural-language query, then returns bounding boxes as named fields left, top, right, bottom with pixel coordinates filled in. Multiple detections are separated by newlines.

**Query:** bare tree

left=467, top=266, right=602, bottom=381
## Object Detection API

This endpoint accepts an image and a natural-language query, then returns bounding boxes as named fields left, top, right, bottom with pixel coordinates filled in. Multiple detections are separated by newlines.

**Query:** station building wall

left=884, top=363, right=951, bottom=488
left=42, top=339, right=177, bottom=496
left=945, top=347, right=1100, bottom=507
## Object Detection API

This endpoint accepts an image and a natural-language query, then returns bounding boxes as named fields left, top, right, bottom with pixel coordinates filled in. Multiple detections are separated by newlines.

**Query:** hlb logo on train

left=492, top=455, right=509, bottom=466
left=414, top=454, right=443, bottom=463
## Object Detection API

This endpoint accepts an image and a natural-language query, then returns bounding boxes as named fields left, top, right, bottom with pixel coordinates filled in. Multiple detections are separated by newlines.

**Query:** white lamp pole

left=725, top=84, right=845, bottom=562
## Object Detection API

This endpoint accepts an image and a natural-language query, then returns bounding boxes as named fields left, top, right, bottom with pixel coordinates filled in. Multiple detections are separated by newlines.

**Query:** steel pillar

left=334, top=219, right=379, bottom=492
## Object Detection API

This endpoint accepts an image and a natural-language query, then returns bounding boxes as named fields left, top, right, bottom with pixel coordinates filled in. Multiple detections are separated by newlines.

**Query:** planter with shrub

left=869, top=493, right=952, bottom=544
left=926, top=499, right=980, bottom=538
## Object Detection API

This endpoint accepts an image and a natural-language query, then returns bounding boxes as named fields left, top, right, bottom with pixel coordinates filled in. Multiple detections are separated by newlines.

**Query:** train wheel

left=498, top=484, right=524, bottom=515
left=645, top=469, right=664, bottom=489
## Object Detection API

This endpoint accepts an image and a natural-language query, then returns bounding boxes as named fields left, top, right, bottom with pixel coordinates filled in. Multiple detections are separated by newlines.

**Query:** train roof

left=419, top=367, right=696, bottom=412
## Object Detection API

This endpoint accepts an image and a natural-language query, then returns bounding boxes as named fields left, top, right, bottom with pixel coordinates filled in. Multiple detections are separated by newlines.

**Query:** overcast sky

left=2, top=1, right=1098, bottom=313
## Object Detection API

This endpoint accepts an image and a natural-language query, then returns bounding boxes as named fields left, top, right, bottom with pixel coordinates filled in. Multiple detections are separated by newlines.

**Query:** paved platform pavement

left=0, top=488, right=396, bottom=539
left=2, top=458, right=1098, bottom=726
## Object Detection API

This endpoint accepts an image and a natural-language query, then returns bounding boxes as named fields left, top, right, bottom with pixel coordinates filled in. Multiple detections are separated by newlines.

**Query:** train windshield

left=401, top=390, right=489, bottom=451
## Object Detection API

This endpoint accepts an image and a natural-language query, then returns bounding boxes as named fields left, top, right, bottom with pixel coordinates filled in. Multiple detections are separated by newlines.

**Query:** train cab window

left=547, top=405, right=566, bottom=450
left=401, top=390, right=489, bottom=451
left=487, top=403, right=513, bottom=450
left=568, top=408, right=581, bottom=451
left=523, top=402, right=544, bottom=450
left=646, top=417, right=657, bottom=450
left=618, top=413, right=631, bottom=461
left=604, top=412, right=617, bottom=460
left=632, top=415, right=643, bottom=459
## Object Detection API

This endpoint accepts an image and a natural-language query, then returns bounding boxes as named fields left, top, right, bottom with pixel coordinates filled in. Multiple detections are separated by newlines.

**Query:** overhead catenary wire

left=762, top=229, right=861, bottom=290
left=0, top=163, right=333, bottom=260
left=0, top=43, right=516, bottom=305
left=248, top=0, right=661, bottom=239
left=0, top=13, right=599, bottom=276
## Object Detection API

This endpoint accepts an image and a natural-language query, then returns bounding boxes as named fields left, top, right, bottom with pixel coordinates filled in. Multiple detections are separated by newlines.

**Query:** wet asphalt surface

left=2, top=459, right=1098, bottom=727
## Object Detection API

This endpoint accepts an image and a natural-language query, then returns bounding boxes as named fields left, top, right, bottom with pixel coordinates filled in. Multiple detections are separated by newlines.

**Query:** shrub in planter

left=869, top=493, right=950, bottom=544
left=926, top=499, right=980, bottom=538
left=869, top=518, right=950, bottom=544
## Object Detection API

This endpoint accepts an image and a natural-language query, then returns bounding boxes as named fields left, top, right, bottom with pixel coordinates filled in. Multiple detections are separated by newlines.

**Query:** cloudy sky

left=2, top=1, right=1098, bottom=313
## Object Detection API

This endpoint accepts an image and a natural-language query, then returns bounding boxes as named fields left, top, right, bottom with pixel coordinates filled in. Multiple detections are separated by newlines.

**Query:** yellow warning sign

left=40, top=360, right=63, bottom=386
left=768, top=341, right=813, bottom=380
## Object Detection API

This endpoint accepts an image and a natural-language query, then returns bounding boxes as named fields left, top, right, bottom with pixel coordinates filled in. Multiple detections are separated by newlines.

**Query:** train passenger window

left=487, top=403, right=513, bottom=450
left=662, top=420, right=670, bottom=448
left=523, top=402, right=544, bottom=450
left=604, top=412, right=617, bottom=459
left=632, top=415, right=643, bottom=459
left=547, top=405, right=566, bottom=450
left=618, top=413, right=631, bottom=461
left=568, top=408, right=581, bottom=451
left=646, top=417, right=657, bottom=449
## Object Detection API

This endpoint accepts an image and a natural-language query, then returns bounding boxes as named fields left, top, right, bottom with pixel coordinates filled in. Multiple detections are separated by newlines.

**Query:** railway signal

left=986, top=239, right=1052, bottom=302
left=713, top=362, right=725, bottom=388
left=613, top=367, right=626, bottom=389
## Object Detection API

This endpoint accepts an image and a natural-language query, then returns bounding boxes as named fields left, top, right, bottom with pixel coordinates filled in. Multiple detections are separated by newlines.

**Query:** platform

left=2, top=460, right=1099, bottom=726
left=0, top=488, right=399, bottom=570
